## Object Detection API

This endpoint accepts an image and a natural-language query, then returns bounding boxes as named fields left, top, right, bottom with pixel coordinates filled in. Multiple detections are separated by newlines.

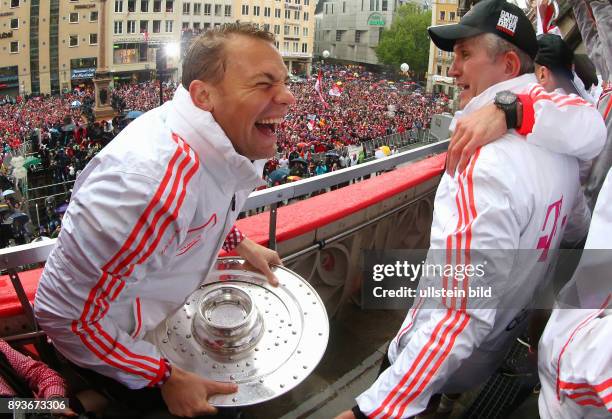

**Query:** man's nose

left=275, top=84, right=296, bottom=106
left=448, top=59, right=460, bottom=77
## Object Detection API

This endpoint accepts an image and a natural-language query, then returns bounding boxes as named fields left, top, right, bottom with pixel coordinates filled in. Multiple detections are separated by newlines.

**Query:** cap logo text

left=496, top=10, right=518, bottom=36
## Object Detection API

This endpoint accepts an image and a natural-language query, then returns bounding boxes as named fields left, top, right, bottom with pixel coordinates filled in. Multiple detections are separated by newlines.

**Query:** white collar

left=451, top=74, right=537, bottom=131
left=166, top=85, right=265, bottom=193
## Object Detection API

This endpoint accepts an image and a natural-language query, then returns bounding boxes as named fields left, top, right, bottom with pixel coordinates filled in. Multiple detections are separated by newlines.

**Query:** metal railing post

left=268, top=202, right=278, bottom=251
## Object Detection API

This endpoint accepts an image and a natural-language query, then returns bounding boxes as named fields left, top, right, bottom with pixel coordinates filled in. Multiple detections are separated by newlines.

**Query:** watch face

left=497, top=91, right=517, bottom=106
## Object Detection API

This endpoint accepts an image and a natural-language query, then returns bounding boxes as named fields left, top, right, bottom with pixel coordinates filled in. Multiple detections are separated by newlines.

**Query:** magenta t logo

left=537, top=196, right=563, bottom=262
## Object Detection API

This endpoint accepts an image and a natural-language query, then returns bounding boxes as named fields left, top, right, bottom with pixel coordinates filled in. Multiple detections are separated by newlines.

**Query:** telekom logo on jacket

left=537, top=196, right=565, bottom=262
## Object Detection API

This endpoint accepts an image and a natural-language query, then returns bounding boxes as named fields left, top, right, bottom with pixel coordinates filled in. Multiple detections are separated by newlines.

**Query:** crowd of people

left=0, top=67, right=447, bottom=245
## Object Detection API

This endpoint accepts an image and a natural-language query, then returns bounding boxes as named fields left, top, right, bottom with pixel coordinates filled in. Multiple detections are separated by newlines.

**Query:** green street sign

left=368, top=12, right=385, bottom=26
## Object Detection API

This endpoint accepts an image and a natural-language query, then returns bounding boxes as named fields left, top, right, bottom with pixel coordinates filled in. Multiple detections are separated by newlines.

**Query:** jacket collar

left=165, top=85, right=266, bottom=193
left=451, top=73, right=537, bottom=130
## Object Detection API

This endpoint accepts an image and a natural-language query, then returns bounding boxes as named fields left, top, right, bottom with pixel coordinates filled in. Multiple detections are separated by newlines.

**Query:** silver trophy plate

left=146, top=258, right=329, bottom=406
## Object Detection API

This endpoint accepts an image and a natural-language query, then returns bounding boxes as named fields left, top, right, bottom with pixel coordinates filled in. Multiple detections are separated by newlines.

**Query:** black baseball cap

left=535, top=34, right=574, bottom=80
left=428, top=0, right=538, bottom=59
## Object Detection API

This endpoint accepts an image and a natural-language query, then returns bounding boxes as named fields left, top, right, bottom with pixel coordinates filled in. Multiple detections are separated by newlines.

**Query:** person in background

left=0, top=339, right=78, bottom=416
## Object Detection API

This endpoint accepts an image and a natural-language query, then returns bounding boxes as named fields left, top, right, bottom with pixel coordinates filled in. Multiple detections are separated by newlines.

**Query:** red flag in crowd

left=314, top=70, right=328, bottom=107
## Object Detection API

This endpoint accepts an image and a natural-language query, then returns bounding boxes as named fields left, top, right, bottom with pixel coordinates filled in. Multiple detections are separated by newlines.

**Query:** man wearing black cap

left=335, top=1, right=600, bottom=418
left=535, top=34, right=581, bottom=97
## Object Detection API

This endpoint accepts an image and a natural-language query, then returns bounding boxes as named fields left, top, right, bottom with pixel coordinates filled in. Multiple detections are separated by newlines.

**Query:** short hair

left=481, top=33, right=535, bottom=75
left=181, top=22, right=276, bottom=88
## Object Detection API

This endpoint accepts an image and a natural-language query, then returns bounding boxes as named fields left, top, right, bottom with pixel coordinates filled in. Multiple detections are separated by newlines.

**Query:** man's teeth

left=257, top=118, right=283, bottom=125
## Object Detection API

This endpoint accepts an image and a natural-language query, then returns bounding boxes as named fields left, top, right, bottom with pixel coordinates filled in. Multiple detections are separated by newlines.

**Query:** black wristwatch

left=494, top=90, right=519, bottom=129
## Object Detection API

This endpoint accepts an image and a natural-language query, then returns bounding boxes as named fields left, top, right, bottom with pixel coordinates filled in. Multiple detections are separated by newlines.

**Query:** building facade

left=314, top=0, right=397, bottom=65
left=230, top=0, right=315, bottom=74
left=426, top=0, right=457, bottom=95
left=107, top=0, right=181, bottom=84
left=0, top=0, right=315, bottom=96
left=0, top=0, right=100, bottom=96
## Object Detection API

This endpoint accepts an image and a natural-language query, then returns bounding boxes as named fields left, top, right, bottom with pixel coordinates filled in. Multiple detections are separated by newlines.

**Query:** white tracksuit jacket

left=356, top=74, right=606, bottom=418
left=34, top=85, right=266, bottom=389
left=538, top=168, right=612, bottom=418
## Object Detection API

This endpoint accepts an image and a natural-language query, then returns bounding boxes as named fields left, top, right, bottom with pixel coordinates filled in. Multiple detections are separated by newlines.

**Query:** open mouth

left=255, top=118, right=283, bottom=137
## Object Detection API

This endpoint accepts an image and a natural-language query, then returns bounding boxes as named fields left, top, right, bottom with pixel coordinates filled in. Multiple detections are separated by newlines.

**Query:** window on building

left=224, top=5, right=231, bottom=16
left=370, top=0, right=374, bottom=10
left=10, top=0, right=19, bottom=8
left=10, top=41, right=18, bottom=52
left=140, top=20, right=148, bottom=32
left=165, top=20, right=173, bottom=31
left=264, top=6, right=270, bottom=17
left=303, top=27, right=308, bottom=36
left=10, top=18, right=18, bottom=29
left=203, top=22, right=210, bottom=30
left=214, top=4, right=221, bottom=15
left=153, top=20, right=161, bottom=32
left=293, top=41, right=298, bottom=52
left=252, top=5, right=259, bottom=15
left=69, top=12, right=79, bottom=23
left=294, top=10, right=299, bottom=19
left=294, top=26, right=299, bottom=35
left=361, top=0, right=364, bottom=10
left=342, top=1, right=346, bottom=12
left=449, top=11, right=455, bottom=20
left=304, top=0, right=309, bottom=4
left=437, top=65, right=442, bottom=75
left=241, top=4, right=248, bottom=15
left=141, top=0, right=148, bottom=12
left=439, top=11, right=445, bottom=20
left=295, top=0, right=300, bottom=4
left=284, top=25, right=289, bottom=35
left=89, top=33, right=98, bottom=44
left=114, top=21, right=123, bottom=33
left=274, top=24, right=280, bottom=34
left=336, top=30, right=343, bottom=41
left=275, top=8, right=280, bottom=17
left=302, top=43, right=307, bottom=53
left=283, top=41, right=289, bottom=51
left=355, top=30, right=362, bottom=43
left=262, top=23, right=269, bottom=31
left=90, top=11, right=98, bottom=21
left=193, top=3, right=201, bottom=14
left=127, top=20, right=136, bottom=33
left=382, top=0, right=387, bottom=10
left=128, top=0, right=135, bottom=12
left=182, top=21, right=189, bottom=29
left=165, top=0, right=173, bottom=12
left=325, top=4, right=328, bottom=13
left=285, top=9, right=290, bottom=18
left=331, top=4, right=334, bottom=13
left=274, top=41, right=279, bottom=49
left=437, top=48, right=442, bottom=57
left=205, top=4, right=211, bottom=15
left=153, top=0, right=161, bottom=11
left=69, top=35, right=79, bottom=47
left=375, top=0, right=379, bottom=10
left=193, top=22, right=200, bottom=30
left=182, top=2, right=190, bottom=14
left=304, top=12, right=308, bottom=20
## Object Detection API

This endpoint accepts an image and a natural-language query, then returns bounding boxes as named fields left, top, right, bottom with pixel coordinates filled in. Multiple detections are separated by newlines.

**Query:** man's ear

left=504, top=51, right=522, bottom=78
left=188, top=80, right=214, bottom=112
